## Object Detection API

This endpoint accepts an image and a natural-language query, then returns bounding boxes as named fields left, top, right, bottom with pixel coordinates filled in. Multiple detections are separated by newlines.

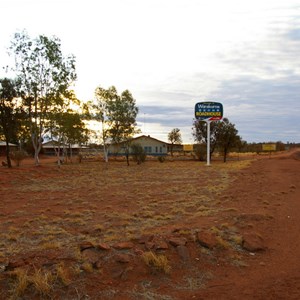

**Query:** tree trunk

left=223, top=148, right=228, bottom=162
left=126, top=153, right=130, bottom=166
left=5, top=141, right=12, bottom=168
left=32, top=134, right=41, bottom=166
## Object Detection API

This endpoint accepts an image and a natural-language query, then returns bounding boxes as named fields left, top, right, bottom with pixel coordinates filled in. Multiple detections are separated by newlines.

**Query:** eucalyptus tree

left=108, top=89, right=140, bottom=165
left=0, top=78, right=22, bottom=167
left=46, top=91, right=89, bottom=165
left=94, top=86, right=118, bottom=163
left=48, top=110, right=89, bottom=164
left=94, top=86, right=140, bottom=165
left=10, top=30, right=76, bottom=166
left=168, top=128, right=182, bottom=156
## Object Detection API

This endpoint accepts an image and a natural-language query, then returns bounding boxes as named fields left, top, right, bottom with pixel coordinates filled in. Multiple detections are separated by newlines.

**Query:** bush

left=131, top=143, right=146, bottom=164
left=194, top=144, right=207, bottom=161
left=157, top=156, right=165, bottom=163
left=10, top=150, right=28, bottom=167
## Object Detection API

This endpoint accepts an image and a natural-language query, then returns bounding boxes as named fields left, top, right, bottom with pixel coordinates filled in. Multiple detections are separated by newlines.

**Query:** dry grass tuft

left=30, top=268, right=55, bottom=296
left=56, top=263, right=72, bottom=286
left=9, top=268, right=30, bottom=298
left=142, top=251, right=171, bottom=274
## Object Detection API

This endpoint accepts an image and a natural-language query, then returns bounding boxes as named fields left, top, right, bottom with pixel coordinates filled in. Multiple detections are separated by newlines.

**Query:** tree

left=10, top=30, right=76, bottom=166
left=192, top=117, right=241, bottom=162
left=192, top=120, right=221, bottom=159
left=46, top=91, right=89, bottom=165
left=0, top=78, right=22, bottom=167
left=48, top=110, right=89, bottom=165
left=168, top=128, right=182, bottom=156
left=94, top=86, right=118, bottom=164
left=94, top=86, right=140, bottom=166
left=217, top=118, right=241, bottom=162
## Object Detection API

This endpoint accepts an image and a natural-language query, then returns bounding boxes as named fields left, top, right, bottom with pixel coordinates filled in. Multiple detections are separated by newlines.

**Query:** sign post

left=194, top=102, right=223, bottom=166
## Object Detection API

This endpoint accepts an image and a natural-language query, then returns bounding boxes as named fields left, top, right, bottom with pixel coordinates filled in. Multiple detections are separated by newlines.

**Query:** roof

left=132, top=135, right=167, bottom=144
left=0, top=141, right=18, bottom=147
left=42, top=141, right=88, bottom=149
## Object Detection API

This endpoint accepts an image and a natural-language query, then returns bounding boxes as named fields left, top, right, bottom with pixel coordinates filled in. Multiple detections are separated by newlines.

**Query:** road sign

left=195, top=102, right=223, bottom=121
left=194, top=101, right=223, bottom=166
left=262, top=143, right=276, bottom=151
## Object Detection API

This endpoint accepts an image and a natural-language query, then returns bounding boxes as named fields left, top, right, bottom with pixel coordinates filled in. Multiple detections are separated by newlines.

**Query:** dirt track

left=200, top=149, right=300, bottom=299
left=0, top=149, right=299, bottom=299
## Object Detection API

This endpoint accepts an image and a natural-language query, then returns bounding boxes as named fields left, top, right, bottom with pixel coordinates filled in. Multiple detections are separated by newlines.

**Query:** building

left=42, top=141, right=87, bottom=156
left=0, top=141, right=18, bottom=156
left=109, top=135, right=168, bottom=156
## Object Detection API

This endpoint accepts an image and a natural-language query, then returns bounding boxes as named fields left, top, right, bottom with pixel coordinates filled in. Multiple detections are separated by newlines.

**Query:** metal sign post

left=206, top=120, right=211, bottom=166
left=194, top=102, right=223, bottom=166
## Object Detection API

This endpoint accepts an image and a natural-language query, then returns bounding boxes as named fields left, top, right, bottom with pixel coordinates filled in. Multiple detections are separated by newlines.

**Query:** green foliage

left=168, top=128, right=182, bottom=156
left=192, top=120, right=221, bottom=157
left=192, top=117, right=241, bottom=162
left=93, top=85, right=140, bottom=165
left=0, top=77, right=24, bottom=167
left=10, top=30, right=77, bottom=165
left=217, top=118, right=241, bottom=162
left=131, top=143, right=146, bottom=164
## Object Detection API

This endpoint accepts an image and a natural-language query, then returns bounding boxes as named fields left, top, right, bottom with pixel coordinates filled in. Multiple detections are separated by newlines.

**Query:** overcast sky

left=1, top=0, right=299, bottom=143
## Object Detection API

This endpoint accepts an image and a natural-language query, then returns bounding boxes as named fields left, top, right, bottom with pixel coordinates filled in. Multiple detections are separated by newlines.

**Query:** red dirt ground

left=0, top=149, right=299, bottom=299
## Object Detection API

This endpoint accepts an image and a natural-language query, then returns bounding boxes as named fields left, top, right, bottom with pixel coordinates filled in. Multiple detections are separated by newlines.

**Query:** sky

left=1, top=0, right=300, bottom=144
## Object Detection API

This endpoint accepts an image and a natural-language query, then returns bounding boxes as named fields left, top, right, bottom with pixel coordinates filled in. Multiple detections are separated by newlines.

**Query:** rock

left=145, top=241, right=155, bottom=250
left=115, top=253, right=131, bottom=263
left=176, top=245, right=191, bottom=262
left=113, top=242, right=134, bottom=250
left=172, top=227, right=190, bottom=233
left=169, top=237, right=187, bottom=247
left=98, top=243, right=111, bottom=251
left=79, top=241, right=94, bottom=251
left=155, top=240, right=169, bottom=250
left=82, top=248, right=100, bottom=264
left=138, top=235, right=154, bottom=244
left=197, top=231, right=217, bottom=249
left=242, top=233, right=266, bottom=252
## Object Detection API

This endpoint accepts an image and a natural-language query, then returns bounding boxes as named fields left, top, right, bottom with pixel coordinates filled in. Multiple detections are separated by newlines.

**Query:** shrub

left=194, top=144, right=207, bottom=161
left=10, top=149, right=28, bottom=167
left=131, top=143, right=146, bottom=164
left=157, top=156, right=165, bottom=163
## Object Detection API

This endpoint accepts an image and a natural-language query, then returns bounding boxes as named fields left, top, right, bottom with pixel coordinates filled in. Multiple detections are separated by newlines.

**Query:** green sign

left=195, top=102, right=223, bottom=121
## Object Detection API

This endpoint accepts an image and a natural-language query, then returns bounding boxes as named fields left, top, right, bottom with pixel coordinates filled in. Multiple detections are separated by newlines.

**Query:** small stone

left=169, top=237, right=187, bottom=247
left=98, top=243, right=111, bottom=250
left=197, top=231, right=217, bottom=249
left=242, top=233, right=266, bottom=252
left=155, top=240, right=169, bottom=250
left=79, top=241, right=94, bottom=251
left=145, top=241, right=155, bottom=250
left=176, top=245, right=190, bottom=262
left=81, top=248, right=100, bottom=264
left=113, top=242, right=134, bottom=250
left=138, top=235, right=154, bottom=244
left=115, top=253, right=131, bottom=263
